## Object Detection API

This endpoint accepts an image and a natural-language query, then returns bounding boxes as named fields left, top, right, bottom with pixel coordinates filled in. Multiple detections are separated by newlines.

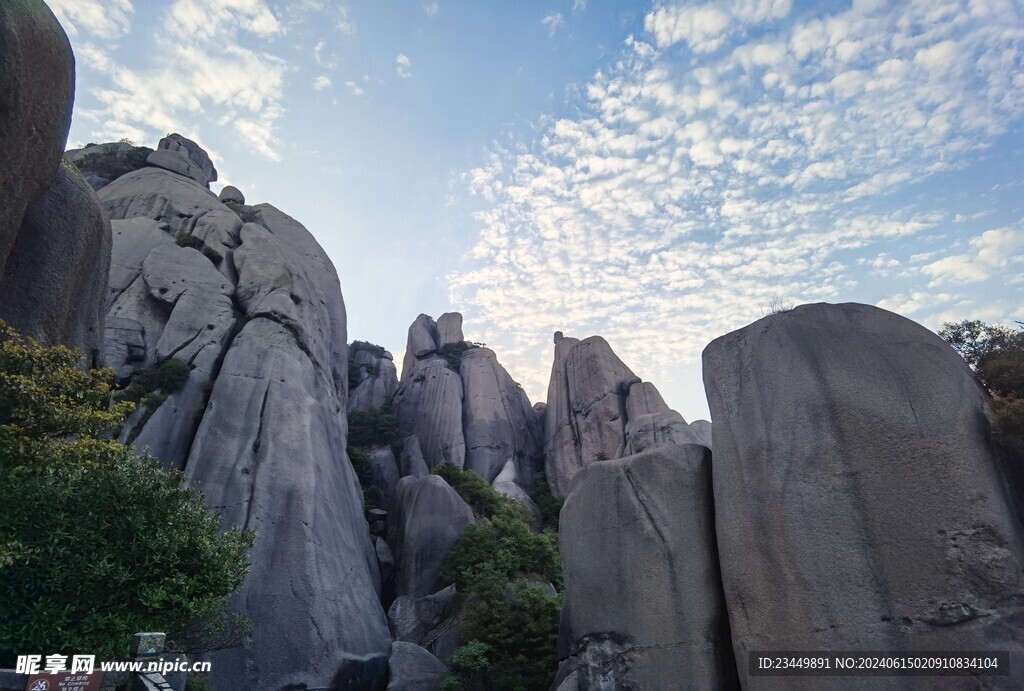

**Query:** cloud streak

left=450, top=0, right=1024, bottom=412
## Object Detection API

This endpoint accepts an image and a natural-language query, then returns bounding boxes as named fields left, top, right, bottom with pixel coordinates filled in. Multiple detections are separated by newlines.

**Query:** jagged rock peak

left=146, top=133, right=218, bottom=188
left=218, top=184, right=244, bottom=204
left=543, top=333, right=700, bottom=497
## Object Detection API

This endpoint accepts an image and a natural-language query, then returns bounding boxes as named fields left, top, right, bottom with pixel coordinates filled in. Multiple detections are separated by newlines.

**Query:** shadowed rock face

left=392, top=474, right=475, bottom=598
left=0, top=0, right=74, bottom=271
left=97, top=146, right=390, bottom=689
left=395, top=358, right=467, bottom=470
left=703, top=302, right=1024, bottom=690
left=559, top=445, right=737, bottom=689
left=0, top=3, right=110, bottom=364
left=146, top=133, right=218, bottom=187
left=350, top=347, right=399, bottom=413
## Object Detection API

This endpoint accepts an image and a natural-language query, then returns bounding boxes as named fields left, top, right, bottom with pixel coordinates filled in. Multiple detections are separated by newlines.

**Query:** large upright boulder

left=393, top=358, right=466, bottom=470
left=623, top=381, right=702, bottom=454
left=559, top=445, right=737, bottom=689
left=436, top=312, right=464, bottom=348
left=0, top=0, right=74, bottom=271
left=392, top=474, right=475, bottom=598
left=0, top=163, right=111, bottom=366
left=349, top=346, right=399, bottom=413
left=543, top=333, right=640, bottom=497
left=703, top=303, right=1024, bottom=689
left=402, top=314, right=439, bottom=381
left=460, top=347, right=543, bottom=483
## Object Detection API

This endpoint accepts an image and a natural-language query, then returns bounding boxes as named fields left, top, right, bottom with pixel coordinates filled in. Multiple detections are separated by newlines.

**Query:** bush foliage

left=435, top=464, right=562, bottom=690
left=71, top=145, right=153, bottom=182
left=0, top=321, right=253, bottom=664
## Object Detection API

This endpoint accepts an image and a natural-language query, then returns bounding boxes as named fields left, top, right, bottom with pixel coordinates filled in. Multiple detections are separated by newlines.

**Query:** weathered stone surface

left=387, top=642, right=446, bottom=691
left=436, top=312, right=464, bottom=348
left=107, top=217, right=174, bottom=303
left=0, top=163, right=110, bottom=366
left=186, top=318, right=390, bottom=689
left=375, top=536, right=395, bottom=603
left=350, top=347, right=400, bottom=413
left=65, top=141, right=132, bottom=164
left=401, top=435, right=430, bottom=478
left=147, top=133, right=217, bottom=187
left=392, top=475, right=475, bottom=598
left=703, top=302, right=1024, bottom=689
left=559, top=445, right=736, bottom=689
left=128, top=369, right=206, bottom=471
left=0, top=0, right=73, bottom=272
left=690, top=419, right=712, bottom=448
left=99, top=167, right=223, bottom=235
left=104, top=317, right=146, bottom=381
left=388, top=585, right=456, bottom=644
left=394, top=358, right=466, bottom=470
left=402, top=314, right=439, bottom=380
left=461, top=347, right=543, bottom=483
left=544, top=333, right=640, bottom=497
left=370, top=446, right=401, bottom=513
left=623, top=381, right=702, bottom=454
left=218, top=184, right=244, bottom=204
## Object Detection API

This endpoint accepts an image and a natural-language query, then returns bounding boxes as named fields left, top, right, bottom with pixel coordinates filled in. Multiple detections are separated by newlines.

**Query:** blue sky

left=52, top=0, right=1023, bottom=421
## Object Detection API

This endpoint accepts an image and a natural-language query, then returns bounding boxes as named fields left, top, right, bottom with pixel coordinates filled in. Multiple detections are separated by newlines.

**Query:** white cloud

left=47, top=0, right=134, bottom=38
left=450, top=0, right=1024, bottom=412
left=313, top=75, right=332, bottom=91
left=395, top=54, right=413, bottom=78
left=542, top=13, right=566, bottom=37
left=337, top=6, right=356, bottom=36
left=573, top=0, right=588, bottom=11
left=345, top=80, right=365, bottom=96
left=423, top=2, right=440, bottom=16
left=73, top=0, right=288, bottom=160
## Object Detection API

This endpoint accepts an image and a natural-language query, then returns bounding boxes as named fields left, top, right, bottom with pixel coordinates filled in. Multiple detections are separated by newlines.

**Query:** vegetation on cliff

left=433, top=463, right=561, bottom=691
left=0, top=321, right=253, bottom=663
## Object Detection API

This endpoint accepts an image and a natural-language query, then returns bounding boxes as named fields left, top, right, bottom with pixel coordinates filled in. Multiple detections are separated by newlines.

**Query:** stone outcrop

left=543, top=331, right=702, bottom=497
left=558, top=445, right=736, bottom=689
left=436, top=311, right=463, bottom=348
left=395, top=358, right=467, bottom=471
left=460, top=347, right=543, bottom=483
left=0, top=2, right=110, bottom=364
left=350, top=345, right=400, bottom=413
left=218, top=184, right=244, bottom=204
left=703, top=302, right=1024, bottom=689
left=94, top=139, right=389, bottom=689
left=387, top=642, right=446, bottom=691
left=392, top=474, right=475, bottom=598
left=146, top=133, right=217, bottom=187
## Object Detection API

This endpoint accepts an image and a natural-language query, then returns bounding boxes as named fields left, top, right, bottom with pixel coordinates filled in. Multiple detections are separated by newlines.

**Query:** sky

left=52, top=0, right=1024, bottom=422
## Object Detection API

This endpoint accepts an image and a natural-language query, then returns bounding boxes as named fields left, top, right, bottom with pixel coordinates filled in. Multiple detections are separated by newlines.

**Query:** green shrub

left=0, top=321, right=253, bottom=664
left=175, top=231, right=204, bottom=250
left=348, top=406, right=399, bottom=449
left=439, top=342, right=476, bottom=370
left=71, top=145, right=153, bottom=182
left=438, top=465, right=562, bottom=690
left=530, top=471, right=563, bottom=531
left=347, top=446, right=380, bottom=509
left=119, top=358, right=191, bottom=404
left=350, top=340, right=388, bottom=359
left=201, top=246, right=223, bottom=265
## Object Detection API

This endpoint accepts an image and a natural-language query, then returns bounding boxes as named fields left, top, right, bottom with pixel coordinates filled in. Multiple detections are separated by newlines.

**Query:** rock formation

left=95, top=139, right=390, bottom=688
left=0, top=1, right=109, bottom=365
left=543, top=331, right=704, bottom=497
left=146, top=134, right=217, bottom=188
left=703, top=302, right=1024, bottom=689
left=350, top=344, right=400, bottom=413
left=558, top=445, right=737, bottom=689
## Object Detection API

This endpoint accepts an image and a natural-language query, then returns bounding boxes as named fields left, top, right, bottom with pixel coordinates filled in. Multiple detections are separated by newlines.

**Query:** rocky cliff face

left=98, top=137, right=390, bottom=689
left=0, top=0, right=109, bottom=364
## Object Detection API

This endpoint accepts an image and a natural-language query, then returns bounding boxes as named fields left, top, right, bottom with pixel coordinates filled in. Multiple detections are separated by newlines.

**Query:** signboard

left=23, top=672, right=104, bottom=691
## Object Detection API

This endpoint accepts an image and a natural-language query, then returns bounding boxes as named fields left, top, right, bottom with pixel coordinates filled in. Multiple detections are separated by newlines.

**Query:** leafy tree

left=940, top=319, right=1024, bottom=494
left=436, top=465, right=562, bottom=690
left=347, top=405, right=399, bottom=449
left=530, top=470, right=563, bottom=531
left=0, top=321, right=253, bottom=664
